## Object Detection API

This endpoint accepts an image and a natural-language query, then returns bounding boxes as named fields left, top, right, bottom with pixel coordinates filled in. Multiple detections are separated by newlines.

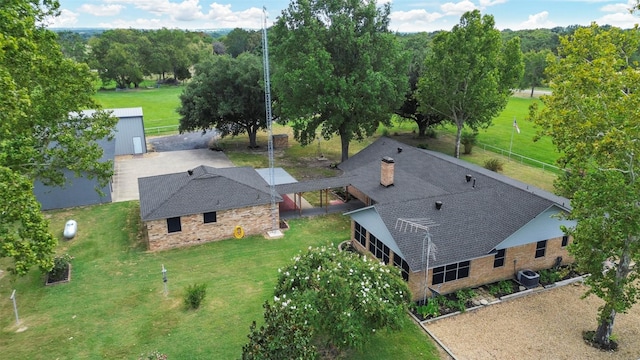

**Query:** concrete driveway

left=112, top=148, right=233, bottom=202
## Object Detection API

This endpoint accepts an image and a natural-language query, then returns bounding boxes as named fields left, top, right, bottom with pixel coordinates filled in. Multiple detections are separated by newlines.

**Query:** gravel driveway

left=425, top=283, right=640, bottom=359
left=148, top=130, right=218, bottom=152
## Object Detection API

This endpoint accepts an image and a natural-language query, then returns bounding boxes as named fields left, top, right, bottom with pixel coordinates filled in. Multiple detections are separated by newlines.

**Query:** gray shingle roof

left=341, top=137, right=571, bottom=271
left=138, top=165, right=282, bottom=221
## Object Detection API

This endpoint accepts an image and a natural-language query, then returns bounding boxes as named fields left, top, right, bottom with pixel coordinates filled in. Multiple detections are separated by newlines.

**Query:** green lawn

left=93, top=86, right=184, bottom=133
left=92, top=85, right=561, bottom=167
left=0, top=202, right=439, bottom=359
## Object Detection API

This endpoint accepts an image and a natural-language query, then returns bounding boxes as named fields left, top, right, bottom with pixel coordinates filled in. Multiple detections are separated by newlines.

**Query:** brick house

left=341, top=137, right=575, bottom=301
left=138, top=165, right=281, bottom=251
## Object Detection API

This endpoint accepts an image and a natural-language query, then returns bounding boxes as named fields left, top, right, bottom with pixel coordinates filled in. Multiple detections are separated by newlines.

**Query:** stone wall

left=145, top=204, right=274, bottom=251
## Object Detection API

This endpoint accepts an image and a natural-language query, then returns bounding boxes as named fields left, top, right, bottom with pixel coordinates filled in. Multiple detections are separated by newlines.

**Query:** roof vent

left=435, top=201, right=443, bottom=210
left=473, top=178, right=476, bottom=188
left=187, top=169, right=194, bottom=176
left=397, top=147, right=403, bottom=153
left=465, top=174, right=472, bottom=182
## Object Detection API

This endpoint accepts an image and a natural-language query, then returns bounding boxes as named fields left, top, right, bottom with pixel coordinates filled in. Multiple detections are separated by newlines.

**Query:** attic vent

left=465, top=174, right=472, bottom=182
left=381, top=156, right=395, bottom=187
left=435, top=201, right=443, bottom=210
left=187, top=169, right=194, bottom=176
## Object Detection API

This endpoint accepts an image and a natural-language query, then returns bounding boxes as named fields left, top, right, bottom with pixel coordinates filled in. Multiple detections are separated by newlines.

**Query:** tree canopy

left=243, top=246, right=410, bottom=358
left=417, top=10, right=523, bottom=158
left=519, top=49, right=552, bottom=97
left=529, top=24, right=640, bottom=349
left=0, top=0, right=117, bottom=275
left=395, top=32, right=446, bottom=137
left=271, top=0, right=408, bottom=162
left=178, top=53, right=267, bottom=148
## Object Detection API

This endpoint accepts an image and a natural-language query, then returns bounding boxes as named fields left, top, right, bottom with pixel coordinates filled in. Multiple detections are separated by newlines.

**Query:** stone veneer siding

left=350, top=221, right=574, bottom=301
left=145, top=204, right=274, bottom=251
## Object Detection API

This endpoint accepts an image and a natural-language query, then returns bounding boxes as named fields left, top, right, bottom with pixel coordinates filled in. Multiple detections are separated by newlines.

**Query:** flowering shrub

left=48, top=253, right=73, bottom=282
left=244, top=245, right=410, bottom=356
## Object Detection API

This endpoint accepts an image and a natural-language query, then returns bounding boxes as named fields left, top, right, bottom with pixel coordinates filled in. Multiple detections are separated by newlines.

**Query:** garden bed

left=412, top=265, right=587, bottom=322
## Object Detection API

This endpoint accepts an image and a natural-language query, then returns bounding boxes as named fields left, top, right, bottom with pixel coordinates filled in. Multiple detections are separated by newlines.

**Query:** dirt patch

left=426, top=283, right=640, bottom=359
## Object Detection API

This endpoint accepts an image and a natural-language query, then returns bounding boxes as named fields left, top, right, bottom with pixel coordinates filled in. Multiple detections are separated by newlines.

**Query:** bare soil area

left=426, top=283, right=640, bottom=360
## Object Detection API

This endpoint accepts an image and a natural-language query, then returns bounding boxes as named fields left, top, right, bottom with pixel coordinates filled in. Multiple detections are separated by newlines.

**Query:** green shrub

left=417, top=143, right=429, bottom=149
left=425, top=128, right=438, bottom=138
left=416, top=298, right=440, bottom=318
left=484, top=158, right=504, bottom=172
left=461, top=131, right=478, bottom=154
left=381, top=127, right=390, bottom=136
left=539, top=268, right=561, bottom=285
left=498, top=280, right=514, bottom=295
left=184, top=283, right=207, bottom=310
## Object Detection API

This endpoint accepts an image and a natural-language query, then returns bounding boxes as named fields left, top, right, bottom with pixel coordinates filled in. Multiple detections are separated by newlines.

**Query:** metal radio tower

left=262, top=7, right=279, bottom=233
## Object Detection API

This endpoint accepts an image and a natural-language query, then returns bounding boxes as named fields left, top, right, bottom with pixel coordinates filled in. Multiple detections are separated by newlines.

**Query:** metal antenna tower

left=262, top=7, right=279, bottom=234
left=395, top=218, right=439, bottom=302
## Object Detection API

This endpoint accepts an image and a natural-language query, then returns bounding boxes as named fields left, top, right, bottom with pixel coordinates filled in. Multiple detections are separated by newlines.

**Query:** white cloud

left=204, top=3, right=264, bottom=28
left=390, top=9, right=445, bottom=31
left=105, top=0, right=201, bottom=17
left=46, top=9, right=79, bottom=27
left=479, top=0, right=508, bottom=7
left=597, top=0, right=639, bottom=28
left=600, top=3, right=632, bottom=12
left=440, top=1, right=477, bottom=16
left=99, top=18, right=164, bottom=29
left=597, top=12, right=639, bottom=27
left=516, top=11, right=555, bottom=30
left=79, top=4, right=124, bottom=17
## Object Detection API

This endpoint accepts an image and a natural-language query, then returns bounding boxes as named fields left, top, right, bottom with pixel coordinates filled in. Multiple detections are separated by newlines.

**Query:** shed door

left=133, top=137, right=143, bottom=154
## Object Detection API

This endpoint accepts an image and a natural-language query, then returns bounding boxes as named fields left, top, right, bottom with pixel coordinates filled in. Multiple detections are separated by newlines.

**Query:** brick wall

left=350, top=221, right=574, bottom=301
left=145, top=204, right=274, bottom=251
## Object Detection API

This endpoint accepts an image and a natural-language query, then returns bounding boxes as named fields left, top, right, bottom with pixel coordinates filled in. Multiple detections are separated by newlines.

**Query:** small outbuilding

left=138, top=165, right=283, bottom=251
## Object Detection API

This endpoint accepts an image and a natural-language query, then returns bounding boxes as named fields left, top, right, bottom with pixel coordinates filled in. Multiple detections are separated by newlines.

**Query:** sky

left=48, top=0, right=640, bottom=32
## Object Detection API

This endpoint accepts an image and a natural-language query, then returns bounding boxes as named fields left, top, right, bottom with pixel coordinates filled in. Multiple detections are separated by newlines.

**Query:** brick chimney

left=381, top=156, right=395, bottom=187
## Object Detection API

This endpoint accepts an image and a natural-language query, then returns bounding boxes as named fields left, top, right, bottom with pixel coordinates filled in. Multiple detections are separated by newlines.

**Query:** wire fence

left=145, top=124, right=180, bottom=135
left=477, top=142, right=564, bottom=174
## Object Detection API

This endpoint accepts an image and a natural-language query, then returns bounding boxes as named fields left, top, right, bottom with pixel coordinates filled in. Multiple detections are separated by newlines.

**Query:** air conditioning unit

left=517, top=269, right=540, bottom=289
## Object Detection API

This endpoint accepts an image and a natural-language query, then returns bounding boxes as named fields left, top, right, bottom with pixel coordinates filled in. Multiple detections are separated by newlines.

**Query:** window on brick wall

left=535, top=240, right=547, bottom=258
left=354, top=221, right=366, bottom=247
left=494, top=249, right=506, bottom=268
left=432, top=261, right=470, bottom=285
left=368, top=234, right=390, bottom=264
left=393, top=255, right=410, bottom=281
left=203, top=211, right=217, bottom=223
left=561, top=235, right=569, bottom=247
left=167, top=217, right=181, bottom=233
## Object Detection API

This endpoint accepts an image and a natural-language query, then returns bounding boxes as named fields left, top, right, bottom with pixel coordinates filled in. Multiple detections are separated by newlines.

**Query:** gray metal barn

left=85, top=107, right=147, bottom=155
left=34, top=137, right=116, bottom=210
left=34, top=107, right=147, bottom=210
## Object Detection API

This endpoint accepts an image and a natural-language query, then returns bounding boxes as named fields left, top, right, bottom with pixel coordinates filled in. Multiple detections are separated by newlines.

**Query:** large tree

left=88, top=29, right=151, bottom=88
left=417, top=10, right=523, bottom=158
left=243, top=246, right=410, bottom=358
left=529, top=24, right=640, bottom=349
left=178, top=53, right=267, bottom=148
left=519, top=49, right=552, bottom=97
left=395, top=33, right=446, bottom=137
left=1, top=0, right=117, bottom=275
left=271, top=0, right=408, bottom=162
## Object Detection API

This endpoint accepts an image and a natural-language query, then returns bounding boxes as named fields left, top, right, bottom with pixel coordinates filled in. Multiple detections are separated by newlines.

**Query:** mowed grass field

left=0, top=203, right=439, bottom=359
left=94, top=86, right=560, bottom=167
left=94, top=86, right=184, bottom=132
